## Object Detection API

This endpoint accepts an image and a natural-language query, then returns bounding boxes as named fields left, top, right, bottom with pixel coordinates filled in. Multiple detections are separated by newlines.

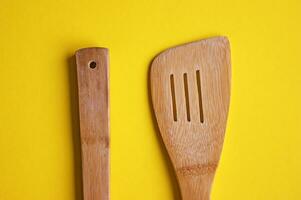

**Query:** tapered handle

left=177, top=172, right=214, bottom=200
left=75, top=47, right=109, bottom=200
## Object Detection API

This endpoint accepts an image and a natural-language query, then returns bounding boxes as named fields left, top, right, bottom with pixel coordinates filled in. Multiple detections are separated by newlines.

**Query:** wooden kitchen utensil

left=150, top=37, right=231, bottom=200
left=76, top=47, right=109, bottom=200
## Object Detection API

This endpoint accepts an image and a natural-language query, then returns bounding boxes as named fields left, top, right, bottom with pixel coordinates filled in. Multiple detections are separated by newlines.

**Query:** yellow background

left=0, top=0, right=300, bottom=199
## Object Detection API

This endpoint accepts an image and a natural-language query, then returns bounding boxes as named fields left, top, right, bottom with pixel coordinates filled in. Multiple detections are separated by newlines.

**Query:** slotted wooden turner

left=150, top=37, right=231, bottom=200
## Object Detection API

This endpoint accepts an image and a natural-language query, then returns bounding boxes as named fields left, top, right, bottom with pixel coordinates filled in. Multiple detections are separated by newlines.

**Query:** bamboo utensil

left=76, top=47, right=110, bottom=200
left=150, top=37, right=231, bottom=200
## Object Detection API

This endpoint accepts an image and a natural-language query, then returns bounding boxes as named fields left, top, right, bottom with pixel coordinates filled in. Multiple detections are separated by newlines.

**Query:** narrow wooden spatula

left=150, top=37, right=231, bottom=200
left=76, top=47, right=109, bottom=200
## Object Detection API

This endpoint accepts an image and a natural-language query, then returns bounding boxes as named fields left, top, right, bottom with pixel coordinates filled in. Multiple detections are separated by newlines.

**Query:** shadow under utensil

left=147, top=60, right=181, bottom=200
left=67, top=55, right=83, bottom=200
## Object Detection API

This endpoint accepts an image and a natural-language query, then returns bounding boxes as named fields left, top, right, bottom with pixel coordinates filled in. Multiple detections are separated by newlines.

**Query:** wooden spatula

left=76, top=47, right=109, bottom=200
left=150, top=37, right=231, bottom=200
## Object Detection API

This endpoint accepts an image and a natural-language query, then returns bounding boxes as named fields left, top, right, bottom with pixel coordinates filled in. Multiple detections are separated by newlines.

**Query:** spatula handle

left=177, top=173, right=213, bottom=200
left=75, top=47, right=109, bottom=200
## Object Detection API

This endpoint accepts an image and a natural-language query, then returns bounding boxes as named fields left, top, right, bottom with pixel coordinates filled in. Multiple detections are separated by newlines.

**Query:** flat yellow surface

left=0, top=0, right=300, bottom=199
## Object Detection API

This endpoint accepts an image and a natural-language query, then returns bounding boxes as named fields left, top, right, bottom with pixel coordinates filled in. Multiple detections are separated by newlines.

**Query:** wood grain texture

left=75, top=47, right=109, bottom=200
left=150, top=37, right=231, bottom=200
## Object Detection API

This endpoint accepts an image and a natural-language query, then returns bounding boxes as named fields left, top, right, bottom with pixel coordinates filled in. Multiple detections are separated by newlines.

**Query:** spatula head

left=150, top=36, right=231, bottom=177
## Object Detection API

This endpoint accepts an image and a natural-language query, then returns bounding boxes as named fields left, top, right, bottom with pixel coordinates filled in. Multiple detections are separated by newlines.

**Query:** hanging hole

left=89, top=61, right=97, bottom=69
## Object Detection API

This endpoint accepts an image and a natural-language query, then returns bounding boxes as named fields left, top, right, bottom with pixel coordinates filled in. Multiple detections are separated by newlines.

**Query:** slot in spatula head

left=150, top=37, right=231, bottom=200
